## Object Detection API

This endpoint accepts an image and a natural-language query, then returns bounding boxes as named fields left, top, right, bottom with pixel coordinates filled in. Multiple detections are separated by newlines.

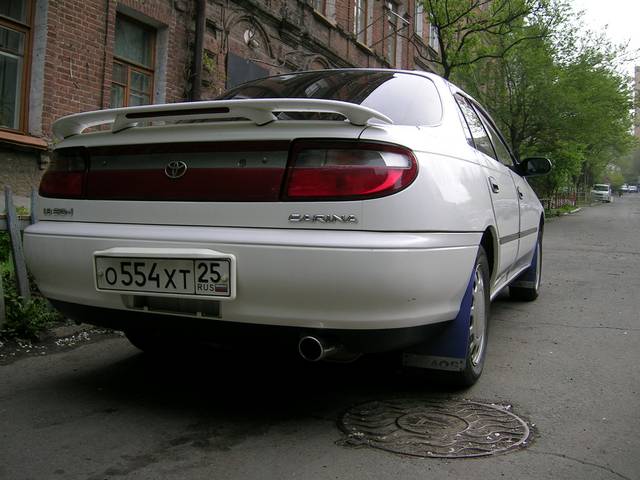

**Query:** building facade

left=635, top=66, right=640, bottom=138
left=0, top=0, right=440, bottom=196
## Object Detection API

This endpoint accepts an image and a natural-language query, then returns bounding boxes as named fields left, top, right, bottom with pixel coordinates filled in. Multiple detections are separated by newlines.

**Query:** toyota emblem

left=164, top=160, right=188, bottom=179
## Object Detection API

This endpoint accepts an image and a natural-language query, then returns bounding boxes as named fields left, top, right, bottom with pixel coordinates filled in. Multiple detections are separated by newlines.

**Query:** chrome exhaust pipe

left=298, top=336, right=338, bottom=362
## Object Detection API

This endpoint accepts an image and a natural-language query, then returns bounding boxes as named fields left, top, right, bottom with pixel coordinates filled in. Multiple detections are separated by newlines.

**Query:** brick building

left=0, top=0, right=439, bottom=197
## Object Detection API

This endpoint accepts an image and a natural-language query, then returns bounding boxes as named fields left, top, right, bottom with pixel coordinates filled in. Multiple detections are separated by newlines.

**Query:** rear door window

left=455, top=95, right=496, bottom=159
left=472, top=103, right=515, bottom=167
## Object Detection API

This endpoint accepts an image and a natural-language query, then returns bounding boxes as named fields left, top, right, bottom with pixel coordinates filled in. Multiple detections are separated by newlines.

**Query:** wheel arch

left=480, top=226, right=498, bottom=285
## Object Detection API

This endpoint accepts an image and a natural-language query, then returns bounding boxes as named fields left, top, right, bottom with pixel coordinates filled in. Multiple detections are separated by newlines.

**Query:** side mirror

left=516, top=157, right=552, bottom=177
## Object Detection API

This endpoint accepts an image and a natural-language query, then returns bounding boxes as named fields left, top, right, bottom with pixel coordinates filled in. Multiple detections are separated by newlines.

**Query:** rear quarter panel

left=358, top=125, right=495, bottom=233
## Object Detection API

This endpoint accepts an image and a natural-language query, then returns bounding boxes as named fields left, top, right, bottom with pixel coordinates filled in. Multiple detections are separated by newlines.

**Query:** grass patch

left=544, top=204, right=577, bottom=217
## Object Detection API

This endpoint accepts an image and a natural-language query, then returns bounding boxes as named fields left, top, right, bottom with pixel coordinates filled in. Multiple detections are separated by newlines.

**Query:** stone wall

left=0, top=148, right=45, bottom=199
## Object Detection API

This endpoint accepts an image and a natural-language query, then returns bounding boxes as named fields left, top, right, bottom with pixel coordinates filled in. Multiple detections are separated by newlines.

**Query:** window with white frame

left=428, top=20, right=439, bottom=51
left=415, top=2, right=423, bottom=38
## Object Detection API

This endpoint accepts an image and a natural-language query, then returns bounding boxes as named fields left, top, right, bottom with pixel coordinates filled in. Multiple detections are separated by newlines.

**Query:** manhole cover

left=338, top=399, right=531, bottom=458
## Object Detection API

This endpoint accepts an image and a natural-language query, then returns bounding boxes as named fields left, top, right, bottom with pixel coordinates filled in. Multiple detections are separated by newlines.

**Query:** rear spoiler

left=52, top=99, right=394, bottom=140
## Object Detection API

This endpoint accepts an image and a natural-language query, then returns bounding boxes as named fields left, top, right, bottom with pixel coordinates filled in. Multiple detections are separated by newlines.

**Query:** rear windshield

left=219, top=71, right=442, bottom=126
left=593, top=185, right=609, bottom=191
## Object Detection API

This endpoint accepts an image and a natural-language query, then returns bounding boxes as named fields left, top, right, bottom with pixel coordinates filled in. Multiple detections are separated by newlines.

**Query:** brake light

left=39, top=148, right=87, bottom=198
left=284, top=141, right=418, bottom=200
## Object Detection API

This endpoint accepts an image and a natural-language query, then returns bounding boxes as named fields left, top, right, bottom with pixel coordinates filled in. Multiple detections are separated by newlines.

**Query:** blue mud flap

left=401, top=270, right=474, bottom=372
left=510, top=242, right=538, bottom=288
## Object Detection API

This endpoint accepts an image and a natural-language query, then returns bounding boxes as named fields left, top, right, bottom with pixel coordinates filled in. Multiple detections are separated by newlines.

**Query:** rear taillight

left=39, top=140, right=417, bottom=202
left=284, top=141, right=418, bottom=200
left=39, top=148, right=87, bottom=198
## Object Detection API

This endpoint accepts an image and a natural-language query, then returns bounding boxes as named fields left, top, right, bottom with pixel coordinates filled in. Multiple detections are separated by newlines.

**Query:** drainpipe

left=191, top=0, right=206, bottom=101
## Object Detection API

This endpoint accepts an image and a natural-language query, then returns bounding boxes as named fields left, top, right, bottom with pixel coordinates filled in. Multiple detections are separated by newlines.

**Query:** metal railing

left=539, top=191, right=591, bottom=211
left=0, top=187, right=36, bottom=326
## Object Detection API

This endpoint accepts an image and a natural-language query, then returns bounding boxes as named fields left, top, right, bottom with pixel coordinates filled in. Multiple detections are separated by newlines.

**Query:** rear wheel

left=447, top=246, right=490, bottom=387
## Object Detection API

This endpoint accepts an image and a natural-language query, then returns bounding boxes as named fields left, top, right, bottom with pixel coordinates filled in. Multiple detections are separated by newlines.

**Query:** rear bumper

left=50, top=300, right=450, bottom=353
left=24, top=221, right=480, bottom=331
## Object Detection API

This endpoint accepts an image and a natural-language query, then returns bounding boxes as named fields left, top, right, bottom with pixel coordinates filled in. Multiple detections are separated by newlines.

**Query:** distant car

left=628, top=185, right=638, bottom=193
left=591, top=184, right=612, bottom=202
left=621, top=184, right=629, bottom=193
left=24, top=69, right=552, bottom=386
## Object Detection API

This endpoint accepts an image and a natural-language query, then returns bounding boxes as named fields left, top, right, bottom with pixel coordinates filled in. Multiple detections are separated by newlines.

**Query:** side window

left=474, top=105, right=514, bottom=167
left=454, top=96, right=474, bottom=148
left=455, top=95, right=496, bottom=160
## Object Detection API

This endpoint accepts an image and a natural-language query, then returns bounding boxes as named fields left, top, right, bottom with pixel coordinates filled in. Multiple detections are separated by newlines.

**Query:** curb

left=51, top=323, right=92, bottom=339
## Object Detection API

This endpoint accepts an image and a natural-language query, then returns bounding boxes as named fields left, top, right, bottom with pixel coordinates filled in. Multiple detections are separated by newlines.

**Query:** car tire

left=509, top=233, right=542, bottom=302
left=449, top=246, right=491, bottom=387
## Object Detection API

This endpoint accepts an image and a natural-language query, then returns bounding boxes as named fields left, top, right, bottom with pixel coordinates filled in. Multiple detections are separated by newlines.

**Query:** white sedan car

left=25, top=69, right=550, bottom=386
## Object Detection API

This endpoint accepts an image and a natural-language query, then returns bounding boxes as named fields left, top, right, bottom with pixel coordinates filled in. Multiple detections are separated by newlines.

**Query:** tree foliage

left=441, top=0, right=636, bottom=195
left=417, top=0, right=553, bottom=79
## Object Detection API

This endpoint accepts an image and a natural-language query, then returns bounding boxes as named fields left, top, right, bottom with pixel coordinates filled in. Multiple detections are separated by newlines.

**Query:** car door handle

left=488, top=177, right=500, bottom=194
left=517, top=187, right=524, bottom=199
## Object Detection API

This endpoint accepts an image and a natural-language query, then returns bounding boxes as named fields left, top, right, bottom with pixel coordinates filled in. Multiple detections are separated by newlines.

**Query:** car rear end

left=24, top=70, right=484, bottom=354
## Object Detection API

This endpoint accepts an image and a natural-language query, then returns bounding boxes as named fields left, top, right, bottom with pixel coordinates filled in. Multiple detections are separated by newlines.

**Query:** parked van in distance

left=591, top=184, right=613, bottom=202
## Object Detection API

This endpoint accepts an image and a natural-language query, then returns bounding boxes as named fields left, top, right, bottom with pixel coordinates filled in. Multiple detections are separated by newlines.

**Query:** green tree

left=416, top=0, right=554, bottom=79
left=618, top=147, right=640, bottom=184
left=452, top=9, right=635, bottom=196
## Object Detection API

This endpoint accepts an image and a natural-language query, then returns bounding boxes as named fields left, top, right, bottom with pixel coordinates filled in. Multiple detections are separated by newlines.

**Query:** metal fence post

left=4, top=187, right=30, bottom=301
left=30, top=188, right=37, bottom=224
left=0, top=268, right=5, bottom=328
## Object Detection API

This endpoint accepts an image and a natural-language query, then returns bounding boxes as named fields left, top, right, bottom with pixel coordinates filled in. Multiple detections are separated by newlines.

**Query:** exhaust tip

left=298, top=336, right=325, bottom=362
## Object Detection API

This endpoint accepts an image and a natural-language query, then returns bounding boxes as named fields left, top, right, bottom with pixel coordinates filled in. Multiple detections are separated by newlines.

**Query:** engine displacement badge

left=43, top=208, right=74, bottom=217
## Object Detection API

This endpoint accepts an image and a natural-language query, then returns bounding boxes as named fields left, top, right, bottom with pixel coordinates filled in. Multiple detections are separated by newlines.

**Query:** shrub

left=0, top=232, right=10, bottom=263
left=0, top=270, right=63, bottom=341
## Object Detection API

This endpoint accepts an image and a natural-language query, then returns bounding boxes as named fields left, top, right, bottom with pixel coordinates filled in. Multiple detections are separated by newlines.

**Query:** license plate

left=95, top=257, right=232, bottom=297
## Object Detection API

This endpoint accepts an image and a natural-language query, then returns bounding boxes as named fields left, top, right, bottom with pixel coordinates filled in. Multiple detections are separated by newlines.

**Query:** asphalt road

left=1, top=196, right=639, bottom=480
